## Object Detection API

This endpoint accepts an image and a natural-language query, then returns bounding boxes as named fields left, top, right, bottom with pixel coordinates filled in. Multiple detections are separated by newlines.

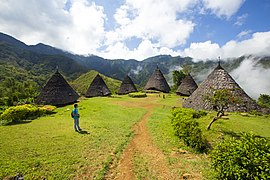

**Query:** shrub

left=211, top=133, right=270, bottom=180
left=0, top=104, right=56, bottom=125
left=128, top=92, right=147, bottom=98
left=171, top=108, right=207, bottom=152
left=249, top=110, right=263, bottom=116
left=258, top=94, right=270, bottom=108
left=192, top=110, right=208, bottom=119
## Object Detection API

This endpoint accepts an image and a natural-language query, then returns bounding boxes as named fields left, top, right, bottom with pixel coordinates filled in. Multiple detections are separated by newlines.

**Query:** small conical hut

left=118, top=75, right=138, bottom=95
left=144, top=67, right=170, bottom=93
left=85, top=74, right=111, bottom=97
left=182, top=63, right=260, bottom=112
left=176, top=73, right=198, bottom=96
left=35, top=70, right=79, bottom=106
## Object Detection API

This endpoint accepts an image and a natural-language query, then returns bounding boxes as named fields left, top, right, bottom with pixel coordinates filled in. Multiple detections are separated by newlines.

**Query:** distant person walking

left=72, top=104, right=82, bottom=132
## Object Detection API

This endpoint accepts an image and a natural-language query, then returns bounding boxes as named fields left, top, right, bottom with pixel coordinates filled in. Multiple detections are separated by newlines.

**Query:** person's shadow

left=77, top=130, right=90, bottom=134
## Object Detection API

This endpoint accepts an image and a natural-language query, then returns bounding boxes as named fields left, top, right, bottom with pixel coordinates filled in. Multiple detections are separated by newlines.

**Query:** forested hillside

left=0, top=40, right=87, bottom=106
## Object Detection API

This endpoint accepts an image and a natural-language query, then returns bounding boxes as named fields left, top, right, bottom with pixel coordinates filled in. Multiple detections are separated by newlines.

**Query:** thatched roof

left=85, top=74, right=111, bottom=97
left=35, top=70, right=79, bottom=106
left=176, top=74, right=198, bottom=96
left=118, top=75, right=138, bottom=95
left=144, top=67, right=170, bottom=93
left=182, top=64, right=260, bottom=112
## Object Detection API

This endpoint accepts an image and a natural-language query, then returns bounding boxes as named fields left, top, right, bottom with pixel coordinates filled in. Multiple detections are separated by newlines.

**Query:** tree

left=181, top=64, right=192, bottom=75
left=172, top=70, right=185, bottom=91
left=0, top=77, right=39, bottom=106
left=206, top=89, right=239, bottom=130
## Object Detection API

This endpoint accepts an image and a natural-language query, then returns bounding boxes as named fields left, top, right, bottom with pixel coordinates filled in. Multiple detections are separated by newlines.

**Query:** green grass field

left=0, top=97, right=146, bottom=179
left=0, top=94, right=269, bottom=179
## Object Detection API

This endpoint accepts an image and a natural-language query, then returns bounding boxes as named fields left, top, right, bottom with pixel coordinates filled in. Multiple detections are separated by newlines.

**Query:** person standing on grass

left=72, top=103, right=82, bottom=132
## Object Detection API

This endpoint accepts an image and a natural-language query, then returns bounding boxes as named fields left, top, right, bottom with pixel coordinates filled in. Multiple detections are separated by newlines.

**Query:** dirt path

left=106, top=101, right=175, bottom=179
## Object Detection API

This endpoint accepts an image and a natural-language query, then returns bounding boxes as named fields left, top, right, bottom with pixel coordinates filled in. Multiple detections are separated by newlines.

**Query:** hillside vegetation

left=71, top=70, right=122, bottom=95
left=2, top=32, right=270, bottom=87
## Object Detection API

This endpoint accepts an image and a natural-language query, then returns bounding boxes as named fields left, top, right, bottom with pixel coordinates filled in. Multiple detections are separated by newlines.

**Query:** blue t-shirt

left=72, top=108, right=79, bottom=120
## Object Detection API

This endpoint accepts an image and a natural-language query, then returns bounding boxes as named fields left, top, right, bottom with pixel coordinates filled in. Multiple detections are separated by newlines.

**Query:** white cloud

left=98, top=39, right=179, bottom=60
left=181, top=31, right=270, bottom=61
left=110, top=0, right=195, bottom=47
left=64, top=1, right=106, bottom=53
left=223, top=31, right=270, bottom=58
left=231, top=57, right=270, bottom=99
left=181, top=41, right=222, bottom=61
left=237, top=30, right=252, bottom=39
left=0, top=0, right=263, bottom=61
left=0, top=0, right=106, bottom=55
left=235, top=13, right=248, bottom=26
left=202, top=0, right=245, bottom=18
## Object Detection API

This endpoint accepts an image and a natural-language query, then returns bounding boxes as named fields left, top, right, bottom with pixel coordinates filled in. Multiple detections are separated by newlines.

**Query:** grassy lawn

left=198, top=112, right=270, bottom=144
left=1, top=94, right=269, bottom=179
left=146, top=95, right=270, bottom=179
left=147, top=98, right=214, bottom=179
left=0, top=97, right=146, bottom=179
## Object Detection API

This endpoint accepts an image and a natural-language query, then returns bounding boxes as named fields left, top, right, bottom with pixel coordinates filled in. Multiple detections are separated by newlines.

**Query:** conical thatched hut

left=118, top=75, right=138, bottom=95
left=183, top=63, right=260, bottom=112
left=35, top=70, right=79, bottom=106
left=85, top=74, right=111, bottom=97
left=176, top=73, right=198, bottom=96
left=144, top=67, right=170, bottom=93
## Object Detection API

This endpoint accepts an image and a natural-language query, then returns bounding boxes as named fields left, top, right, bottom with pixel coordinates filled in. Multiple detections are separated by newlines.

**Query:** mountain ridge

left=1, top=32, right=269, bottom=90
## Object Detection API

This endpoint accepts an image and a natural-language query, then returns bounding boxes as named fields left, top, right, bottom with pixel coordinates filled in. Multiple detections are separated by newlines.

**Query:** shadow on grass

left=77, top=130, right=90, bottom=134
left=110, top=95, right=123, bottom=98
left=3, top=120, right=32, bottom=126
left=222, top=130, right=241, bottom=139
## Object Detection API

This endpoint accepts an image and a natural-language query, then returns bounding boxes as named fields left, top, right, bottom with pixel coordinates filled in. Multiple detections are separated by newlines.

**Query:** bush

left=171, top=108, right=207, bottom=152
left=0, top=104, right=56, bottom=125
left=249, top=110, right=263, bottom=116
left=258, top=94, right=270, bottom=108
left=129, top=92, right=147, bottom=98
left=211, top=133, right=270, bottom=179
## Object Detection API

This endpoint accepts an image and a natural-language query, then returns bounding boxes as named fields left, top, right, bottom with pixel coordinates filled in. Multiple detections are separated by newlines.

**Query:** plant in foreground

left=211, top=133, right=270, bottom=179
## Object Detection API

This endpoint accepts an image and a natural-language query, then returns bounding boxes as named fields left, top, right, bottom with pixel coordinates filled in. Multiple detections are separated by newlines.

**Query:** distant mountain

left=0, top=32, right=29, bottom=49
left=0, top=32, right=191, bottom=86
left=1, top=32, right=269, bottom=89
left=0, top=39, right=88, bottom=87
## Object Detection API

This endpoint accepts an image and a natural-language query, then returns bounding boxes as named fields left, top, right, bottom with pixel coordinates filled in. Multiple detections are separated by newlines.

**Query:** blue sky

left=0, top=0, right=270, bottom=60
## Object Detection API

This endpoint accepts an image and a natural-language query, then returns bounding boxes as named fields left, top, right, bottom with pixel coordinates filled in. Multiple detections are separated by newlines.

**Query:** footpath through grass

left=0, top=97, right=146, bottom=179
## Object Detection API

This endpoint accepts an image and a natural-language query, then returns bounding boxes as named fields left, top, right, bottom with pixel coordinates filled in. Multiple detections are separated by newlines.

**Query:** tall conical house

left=144, top=67, right=170, bottom=93
left=182, top=63, right=260, bottom=112
left=118, top=75, right=138, bottom=95
left=176, top=73, right=198, bottom=96
left=85, top=74, right=111, bottom=97
left=35, top=70, right=79, bottom=106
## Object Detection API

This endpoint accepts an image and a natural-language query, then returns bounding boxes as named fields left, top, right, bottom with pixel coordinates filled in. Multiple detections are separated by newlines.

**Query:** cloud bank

left=180, top=31, right=270, bottom=62
left=231, top=57, right=270, bottom=99
left=1, top=0, right=263, bottom=60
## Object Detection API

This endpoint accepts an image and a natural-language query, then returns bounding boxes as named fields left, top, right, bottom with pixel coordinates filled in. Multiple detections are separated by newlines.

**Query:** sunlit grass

left=147, top=105, right=214, bottom=179
left=1, top=94, right=269, bottom=179
left=0, top=97, right=146, bottom=179
left=147, top=95, right=270, bottom=179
